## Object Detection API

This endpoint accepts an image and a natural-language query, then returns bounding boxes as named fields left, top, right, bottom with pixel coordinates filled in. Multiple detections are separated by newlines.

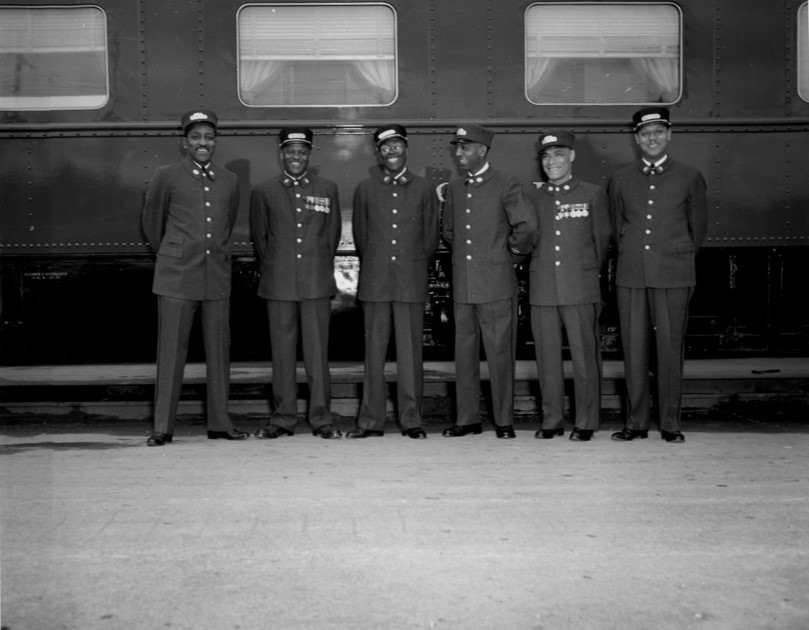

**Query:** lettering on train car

left=22, top=272, right=69, bottom=280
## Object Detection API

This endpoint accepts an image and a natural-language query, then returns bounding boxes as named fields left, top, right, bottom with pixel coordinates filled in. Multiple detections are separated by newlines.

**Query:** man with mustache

left=250, top=128, right=343, bottom=440
left=526, top=129, right=611, bottom=442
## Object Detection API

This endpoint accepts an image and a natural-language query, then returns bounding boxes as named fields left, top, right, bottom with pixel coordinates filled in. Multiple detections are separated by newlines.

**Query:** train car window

left=525, top=3, right=681, bottom=105
left=237, top=3, right=396, bottom=107
left=799, top=3, right=809, bottom=101
left=0, top=5, right=108, bottom=110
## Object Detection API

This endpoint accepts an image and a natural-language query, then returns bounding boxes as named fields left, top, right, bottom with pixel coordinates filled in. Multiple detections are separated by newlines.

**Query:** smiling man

left=441, top=124, right=536, bottom=439
left=526, top=130, right=611, bottom=442
left=607, top=107, right=708, bottom=444
left=250, top=128, right=343, bottom=440
left=349, top=124, right=440, bottom=440
left=142, top=109, right=248, bottom=446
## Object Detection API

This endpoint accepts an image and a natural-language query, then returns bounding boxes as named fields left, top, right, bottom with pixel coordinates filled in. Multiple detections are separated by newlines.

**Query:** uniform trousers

left=153, top=296, right=232, bottom=435
left=531, top=303, right=602, bottom=431
left=357, top=301, right=425, bottom=431
left=454, top=297, right=516, bottom=427
left=617, top=286, right=693, bottom=433
left=266, top=297, right=333, bottom=430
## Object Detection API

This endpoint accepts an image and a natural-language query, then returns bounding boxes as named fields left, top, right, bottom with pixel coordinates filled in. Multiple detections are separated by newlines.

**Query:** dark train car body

left=2, top=0, right=808, bottom=365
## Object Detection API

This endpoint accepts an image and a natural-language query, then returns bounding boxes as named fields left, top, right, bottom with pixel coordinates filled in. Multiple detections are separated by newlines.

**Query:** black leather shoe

left=610, top=427, right=649, bottom=441
left=147, top=433, right=172, bottom=446
left=442, top=423, right=483, bottom=437
left=207, top=429, right=249, bottom=440
left=495, top=425, right=516, bottom=439
left=402, top=427, right=427, bottom=439
left=535, top=427, right=564, bottom=439
left=661, top=431, right=685, bottom=443
left=569, top=427, right=593, bottom=441
left=255, top=424, right=294, bottom=439
left=346, top=427, right=384, bottom=439
left=313, top=424, right=342, bottom=439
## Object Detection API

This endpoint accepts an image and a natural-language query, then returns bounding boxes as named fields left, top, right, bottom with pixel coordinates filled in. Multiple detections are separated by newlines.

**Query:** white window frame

left=237, top=2, right=398, bottom=108
left=524, top=2, right=682, bottom=106
left=798, top=2, right=809, bottom=102
left=0, top=5, right=109, bottom=111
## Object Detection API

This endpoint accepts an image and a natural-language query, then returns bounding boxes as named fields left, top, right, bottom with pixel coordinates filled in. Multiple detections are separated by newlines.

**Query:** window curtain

left=631, top=57, right=679, bottom=102
left=354, top=59, right=395, bottom=96
left=525, top=57, right=559, bottom=97
left=240, top=59, right=285, bottom=103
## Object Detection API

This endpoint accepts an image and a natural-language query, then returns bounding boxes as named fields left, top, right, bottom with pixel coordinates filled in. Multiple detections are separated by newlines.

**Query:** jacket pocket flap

left=158, top=245, right=183, bottom=259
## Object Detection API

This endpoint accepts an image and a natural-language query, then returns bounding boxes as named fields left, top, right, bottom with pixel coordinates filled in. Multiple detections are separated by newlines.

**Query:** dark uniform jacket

left=608, top=159, right=708, bottom=289
left=526, top=177, right=611, bottom=306
left=142, top=157, right=239, bottom=301
left=250, top=173, right=342, bottom=300
left=352, top=168, right=440, bottom=303
left=442, top=166, right=535, bottom=304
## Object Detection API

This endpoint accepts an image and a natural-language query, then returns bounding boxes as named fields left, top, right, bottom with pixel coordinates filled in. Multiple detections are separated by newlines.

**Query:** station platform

left=3, top=360, right=809, bottom=629
left=2, top=357, right=808, bottom=422
left=2, top=406, right=809, bottom=630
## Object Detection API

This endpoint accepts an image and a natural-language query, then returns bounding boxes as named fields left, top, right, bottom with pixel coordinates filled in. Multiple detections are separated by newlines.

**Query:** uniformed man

left=608, top=107, right=708, bottom=443
left=526, top=130, right=611, bottom=442
left=348, top=124, right=440, bottom=439
left=441, top=124, right=536, bottom=438
left=250, top=128, right=343, bottom=439
left=142, top=109, right=248, bottom=445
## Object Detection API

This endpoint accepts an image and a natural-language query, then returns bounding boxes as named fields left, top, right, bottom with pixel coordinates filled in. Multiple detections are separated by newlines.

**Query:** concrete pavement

left=2, top=409, right=809, bottom=630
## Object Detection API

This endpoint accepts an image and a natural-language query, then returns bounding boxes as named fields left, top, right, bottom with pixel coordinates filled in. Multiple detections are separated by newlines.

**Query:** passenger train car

left=2, top=0, right=809, bottom=365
